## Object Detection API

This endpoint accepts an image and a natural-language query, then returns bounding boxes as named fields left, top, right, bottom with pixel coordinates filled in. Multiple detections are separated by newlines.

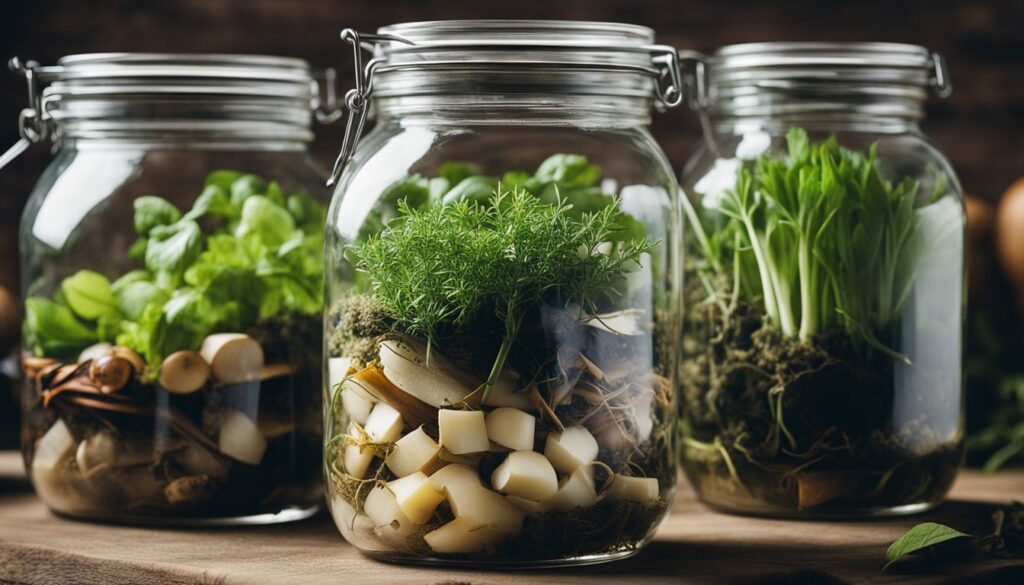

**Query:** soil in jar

left=324, top=154, right=676, bottom=561
left=679, top=286, right=962, bottom=514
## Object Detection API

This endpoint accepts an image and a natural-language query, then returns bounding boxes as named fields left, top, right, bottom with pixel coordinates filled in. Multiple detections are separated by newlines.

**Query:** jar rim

left=32, top=52, right=321, bottom=143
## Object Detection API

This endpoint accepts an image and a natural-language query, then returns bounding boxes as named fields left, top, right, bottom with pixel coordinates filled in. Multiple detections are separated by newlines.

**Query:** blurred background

left=0, top=0, right=1021, bottom=462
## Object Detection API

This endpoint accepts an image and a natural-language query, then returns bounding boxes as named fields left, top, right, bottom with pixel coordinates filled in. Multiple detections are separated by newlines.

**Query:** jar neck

left=58, top=134, right=311, bottom=152
left=374, top=94, right=653, bottom=127
left=706, top=112, right=924, bottom=138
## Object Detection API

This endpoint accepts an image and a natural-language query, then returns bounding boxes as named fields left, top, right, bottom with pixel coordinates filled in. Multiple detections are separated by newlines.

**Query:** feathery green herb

left=355, top=187, right=655, bottom=399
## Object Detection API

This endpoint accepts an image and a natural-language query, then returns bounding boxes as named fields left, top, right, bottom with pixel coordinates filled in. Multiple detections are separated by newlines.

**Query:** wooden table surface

left=0, top=451, right=1021, bottom=585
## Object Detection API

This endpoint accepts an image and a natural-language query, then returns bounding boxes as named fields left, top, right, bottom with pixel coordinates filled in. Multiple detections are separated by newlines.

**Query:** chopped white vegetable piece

left=78, top=342, right=112, bottom=364
left=341, top=379, right=376, bottom=426
left=364, top=484, right=421, bottom=546
left=199, top=333, right=264, bottom=384
left=491, top=451, right=558, bottom=501
left=438, top=409, right=489, bottom=454
left=327, top=356, right=354, bottom=390
left=33, top=420, right=75, bottom=473
left=482, top=376, right=534, bottom=411
left=606, top=475, right=659, bottom=503
left=378, top=338, right=472, bottom=407
left=364, top=402, right=404, bottom=442
left=485, top=407, right=535, bottom=451
left=505, top=495, right=545, bottom=516
left=545, top=467, right=598, bottom=510
left=434, top=466, right=523, bottom=535
left=448, top=485, right=524, bottom=535
left=218, top=409, right=267, bottom=465
left=544, top=426, right=599, bottom=473
left=75, top=432, right=116, bottom=475
left=424, top=517, right=506, bottom=554
left=385, top=426, right=442, bottom=478
left=429, top=463, right=481, bottom=493
left=387, top=471, right=445, bottom=524
left=343, top=423, right=375, bottom=479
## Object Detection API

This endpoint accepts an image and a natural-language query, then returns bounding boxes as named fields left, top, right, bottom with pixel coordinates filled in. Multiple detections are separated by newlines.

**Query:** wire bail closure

left=0, top=57, right=51, bottom=171
left=326, top=29, right=686, bottom=188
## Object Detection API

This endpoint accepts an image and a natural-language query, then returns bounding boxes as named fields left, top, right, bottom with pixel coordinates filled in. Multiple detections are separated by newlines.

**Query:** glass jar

left=678, top=43, right=965, bottom=516
left=324, top=21, right=683, bottom=566
left=5, top=53, right=337, bottom=524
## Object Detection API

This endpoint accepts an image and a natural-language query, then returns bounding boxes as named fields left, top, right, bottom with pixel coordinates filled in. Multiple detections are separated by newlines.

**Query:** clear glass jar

left=6, top=54, right=336, bottom=524
left=324, top=21, right=683, bottom=566
left=678, top=43, right=965, bottom=516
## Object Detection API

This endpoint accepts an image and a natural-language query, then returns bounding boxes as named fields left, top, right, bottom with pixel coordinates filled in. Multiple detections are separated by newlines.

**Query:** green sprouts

left=686, top=127, right=921, bottom=350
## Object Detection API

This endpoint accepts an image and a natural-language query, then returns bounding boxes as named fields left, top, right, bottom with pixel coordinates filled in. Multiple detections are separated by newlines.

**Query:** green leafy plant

left=969, top=375, right=1024, bottom=471
left=23, top=171, right=326, bottom=373
left=686, top=127, right=920, bottom=352
left=354, top=187, right=654, bottom=400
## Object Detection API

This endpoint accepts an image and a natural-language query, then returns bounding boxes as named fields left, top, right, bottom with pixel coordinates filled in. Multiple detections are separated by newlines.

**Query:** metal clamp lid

left=680, top=43, right=954, bottom=114
left=0, top=58, right=53, bottom=170
left=1, top=53, right=343, bottom=172
left=327, top=22, right=685, bottom=186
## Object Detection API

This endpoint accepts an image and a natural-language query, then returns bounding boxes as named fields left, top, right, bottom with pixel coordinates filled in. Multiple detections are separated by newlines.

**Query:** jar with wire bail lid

left=5, top=53, right=339, bottom=524
left=677, top=43, right=965, bottom=517
left=323, top=20, right=684, bottom=565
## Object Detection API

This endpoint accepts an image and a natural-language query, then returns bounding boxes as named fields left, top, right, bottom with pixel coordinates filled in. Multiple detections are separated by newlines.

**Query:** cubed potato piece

left=505, top=495, right=544, bottom=516
left=424, top=517, right=506, bottom=554
left=387, top=471, right=445, bottom=524
left=429, top=463, right=481, bottom=493
left=606, top=475, right=659, bottom=503
left=385, top=426, right=441, bottom=478
left=33, top=420, right=75, bottom=474
left=545, top=467, right=598, bottom=510
left=364, top=484, right=421, bottom=546
left=364, top=402, right=404, bottom=442
left=482, top=376, right=534, bottom=411
left=440, top=476, right=523, bottom=535
left=485, top=407, right=535, bottom=451
left=344, top=424, right=375, bottom=479
left=438, top=409, right=489, bottom=455
left=491, top=451, right=558, bottom=501
left=341, top=379, right=376, bottom=426
left=544, top=426, right=599, bottom=473
left=218, top=409, right=267, bottom=465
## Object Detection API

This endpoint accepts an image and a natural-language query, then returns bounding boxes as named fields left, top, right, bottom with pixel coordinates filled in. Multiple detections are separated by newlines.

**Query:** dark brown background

left=1, top=0, right=1022, bottom=292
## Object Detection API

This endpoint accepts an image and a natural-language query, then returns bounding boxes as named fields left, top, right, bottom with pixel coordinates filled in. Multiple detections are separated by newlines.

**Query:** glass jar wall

left=10, top=54, right=331, bottom=524
left=678, top=43, right=965, bottom=516
left=324, top=21, right=683, bottom=566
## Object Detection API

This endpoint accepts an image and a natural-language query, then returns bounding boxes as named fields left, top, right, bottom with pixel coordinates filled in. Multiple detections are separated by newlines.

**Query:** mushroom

left=75, top=432, right=117, bottom=476
left=199, top=333, right=264, bottom=384
left=159, top=350, right=210, bottom=394
left=89, top=354, right=133, bottom=394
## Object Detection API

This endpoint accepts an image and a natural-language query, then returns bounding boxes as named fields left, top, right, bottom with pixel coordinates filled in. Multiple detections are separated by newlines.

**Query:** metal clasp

left=679, top=51, right=711, bottom=111
left=313, top=67, right=343, bottom=124
left=650, top=46, right=685, bottom=109
left=930, top=51, right=952, bottom=98
left=327, top=29, right=410, bottom=187
left=0, top=57, right=50, bottom=171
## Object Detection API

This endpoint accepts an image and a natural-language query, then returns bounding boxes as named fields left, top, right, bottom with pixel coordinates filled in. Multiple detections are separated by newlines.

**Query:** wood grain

left=0, top=451, right=1021, bottom=584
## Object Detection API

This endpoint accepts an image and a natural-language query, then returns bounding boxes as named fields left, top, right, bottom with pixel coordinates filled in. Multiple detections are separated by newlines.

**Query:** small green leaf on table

left=883, top=522, right=972, bottom=573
